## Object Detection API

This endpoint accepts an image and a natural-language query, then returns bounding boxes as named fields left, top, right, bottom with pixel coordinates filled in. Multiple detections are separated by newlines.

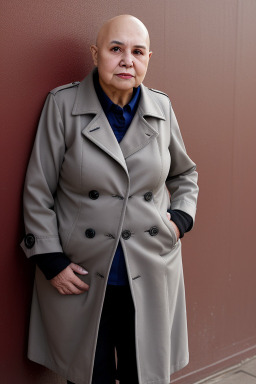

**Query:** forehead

left=100, top=20, right=149, bottom=48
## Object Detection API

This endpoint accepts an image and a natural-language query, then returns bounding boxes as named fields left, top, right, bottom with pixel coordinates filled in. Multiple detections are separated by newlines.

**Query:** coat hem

left=170, top=356, right=189, bottom=377
left=28, top=354, right=189, bottom=384
left=28, top=355, right=82, bottom=384
left=143, top=378, right=170, bottom=384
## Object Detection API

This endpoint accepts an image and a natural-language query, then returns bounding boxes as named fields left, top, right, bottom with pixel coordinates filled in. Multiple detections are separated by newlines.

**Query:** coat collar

left=72, top=69, right=166, bottom=120
left=72, top=69, right=166, bottom=169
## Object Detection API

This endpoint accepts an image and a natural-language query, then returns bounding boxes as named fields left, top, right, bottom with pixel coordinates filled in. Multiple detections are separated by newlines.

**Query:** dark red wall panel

left=1, top=1, right=256, bottom=383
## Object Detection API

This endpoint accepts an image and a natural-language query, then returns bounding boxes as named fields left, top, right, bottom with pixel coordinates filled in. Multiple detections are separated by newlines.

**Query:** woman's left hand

left=166, top=212, right=180, bottom=240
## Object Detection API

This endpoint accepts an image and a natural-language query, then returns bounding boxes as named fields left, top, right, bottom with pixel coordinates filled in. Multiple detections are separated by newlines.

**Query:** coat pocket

left=142, top=202, right=178, bottom=257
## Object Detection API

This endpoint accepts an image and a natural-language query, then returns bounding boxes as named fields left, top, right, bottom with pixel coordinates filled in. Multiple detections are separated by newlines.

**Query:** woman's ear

left=90, top=45, right=98, bottom=66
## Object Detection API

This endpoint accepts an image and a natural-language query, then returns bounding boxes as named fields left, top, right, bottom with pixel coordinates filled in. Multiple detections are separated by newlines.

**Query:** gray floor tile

left=205, top=372, right=256, bottom=384
left=241, top=359, right=256, bottom=377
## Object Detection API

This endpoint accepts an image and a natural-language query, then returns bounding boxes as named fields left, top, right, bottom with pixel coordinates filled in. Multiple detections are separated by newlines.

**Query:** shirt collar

left=93, top=70, right=141, bottom=115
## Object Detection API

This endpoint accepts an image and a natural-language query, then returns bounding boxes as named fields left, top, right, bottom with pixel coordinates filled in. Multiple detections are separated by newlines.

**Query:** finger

left=65, top=281, right=88, bottom=295
left=170, top=220, right=180, bottom=239
left=54, top=277, right=89, bottom=295
left=57, top=287, right=69, bottom=295
left=70, top=263, right=88, bottom=275
left=68, top=284, right=87, bottom=295
left=57, top=284, right=83, bottom=295
left=50, top=265, right=89, bottom=294
left=71, top=274, right=90, bottom=292
left=166, top=212, right=171, bottom=220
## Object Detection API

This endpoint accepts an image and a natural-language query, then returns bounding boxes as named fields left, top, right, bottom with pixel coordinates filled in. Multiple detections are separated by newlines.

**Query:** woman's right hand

left=166, top=212, right=180, bottom=241
left=50, top=263, right=89, bottom=295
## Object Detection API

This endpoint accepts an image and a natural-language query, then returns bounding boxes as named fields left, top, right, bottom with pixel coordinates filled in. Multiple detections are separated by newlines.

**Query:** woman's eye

left=133, top=49, right=143, bottom=55
left=111, top=46, right=121, bottom=52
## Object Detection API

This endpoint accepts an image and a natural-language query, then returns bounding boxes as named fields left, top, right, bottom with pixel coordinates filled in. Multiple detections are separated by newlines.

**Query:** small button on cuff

left=24, top=234, right=35, bottom=249
left=149, top=226, right=159, bottom=236
left=122, top=230, right=131, bottom=240
left=85, top=228, right=96, bottom=238
left=144, top=192, right=153, bottom=202
left=89, top=190, right=99, bottom=200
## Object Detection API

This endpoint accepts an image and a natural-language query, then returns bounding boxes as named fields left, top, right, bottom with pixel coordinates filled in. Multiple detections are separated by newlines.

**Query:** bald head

left=96, top=15, right=150, bottom=49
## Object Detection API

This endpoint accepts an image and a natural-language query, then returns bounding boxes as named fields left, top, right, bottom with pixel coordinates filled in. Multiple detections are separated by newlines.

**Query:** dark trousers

left=67, top=285, right=139, bottom=384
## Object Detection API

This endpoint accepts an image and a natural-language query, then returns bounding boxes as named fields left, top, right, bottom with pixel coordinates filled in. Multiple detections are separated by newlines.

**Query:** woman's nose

left=120, top=51, right=133, bottom=67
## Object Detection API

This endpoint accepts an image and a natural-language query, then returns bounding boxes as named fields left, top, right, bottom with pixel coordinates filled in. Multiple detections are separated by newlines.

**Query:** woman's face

left=91, top=16, right=152, bottom=105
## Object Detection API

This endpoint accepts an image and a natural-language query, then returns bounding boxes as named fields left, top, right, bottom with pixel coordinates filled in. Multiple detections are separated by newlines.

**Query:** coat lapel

left=72, top=70, right=128, bottom=172
left=72, top=70, right=166, bottom=168
left=82, top=113, right=128, bottom=172
left=119, top=84, right=166, bottom=159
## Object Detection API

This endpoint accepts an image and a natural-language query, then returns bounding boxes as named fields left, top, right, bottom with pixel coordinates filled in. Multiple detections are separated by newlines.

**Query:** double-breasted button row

left=85, top=226, right=159, bottom=240
left=121, top=226, right=159, bottom=240
left=89, top=191, right=153, bottom=201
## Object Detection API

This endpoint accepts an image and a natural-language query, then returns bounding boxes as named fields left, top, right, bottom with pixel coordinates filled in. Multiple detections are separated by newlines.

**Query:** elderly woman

left=21, top=14, right=198, bottom=384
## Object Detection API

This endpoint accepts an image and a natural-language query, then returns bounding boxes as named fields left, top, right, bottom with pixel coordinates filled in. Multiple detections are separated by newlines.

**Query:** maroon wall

left=1, top=1, right=256, bottom=383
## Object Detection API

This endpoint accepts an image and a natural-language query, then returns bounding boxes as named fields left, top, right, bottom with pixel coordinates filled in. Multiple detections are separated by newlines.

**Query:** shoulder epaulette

left=148, top=88, right=169, bottom=98
left=50, top=81, right=80, bottom=95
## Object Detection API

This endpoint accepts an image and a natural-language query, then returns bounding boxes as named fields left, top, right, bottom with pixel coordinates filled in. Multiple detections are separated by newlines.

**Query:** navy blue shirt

left=94, top=72, right=141, bottom=285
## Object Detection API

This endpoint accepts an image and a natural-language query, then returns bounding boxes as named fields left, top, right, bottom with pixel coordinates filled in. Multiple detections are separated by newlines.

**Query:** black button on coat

left=144, top=191, right=153, bottom=201
left=89, top=190, right=99, bottom=200
left=85, top=228, right=96, bottom=238
left=121, top=230, right=131, bottom=240
left=148, top=226, right=159, bottom=236
left=24, top=233, right=35, bottom=249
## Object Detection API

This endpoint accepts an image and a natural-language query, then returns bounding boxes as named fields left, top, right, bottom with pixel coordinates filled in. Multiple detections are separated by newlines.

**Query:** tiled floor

left=196, top=356, right=256, bottom=383
left=54, top=356, right=256, bottom=383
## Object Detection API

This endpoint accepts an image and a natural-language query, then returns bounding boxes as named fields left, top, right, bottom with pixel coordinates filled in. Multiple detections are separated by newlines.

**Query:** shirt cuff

left=167, top=209, right=193, bottom=238
left=31, top=253, right=71, bottom=280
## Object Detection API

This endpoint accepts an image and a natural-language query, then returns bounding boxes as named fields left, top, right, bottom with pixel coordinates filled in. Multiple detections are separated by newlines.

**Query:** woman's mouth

left=116, top=73, right=134, bottom=79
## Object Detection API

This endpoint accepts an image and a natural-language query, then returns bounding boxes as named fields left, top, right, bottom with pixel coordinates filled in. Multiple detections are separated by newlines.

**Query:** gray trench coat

left=21, top=69, right=199, bottom=384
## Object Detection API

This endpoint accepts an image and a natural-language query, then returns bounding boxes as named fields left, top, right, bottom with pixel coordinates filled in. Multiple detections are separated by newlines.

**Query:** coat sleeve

left=21, top=93, right=65, bottom=258
left=166, top=105, right=199, bottom=223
